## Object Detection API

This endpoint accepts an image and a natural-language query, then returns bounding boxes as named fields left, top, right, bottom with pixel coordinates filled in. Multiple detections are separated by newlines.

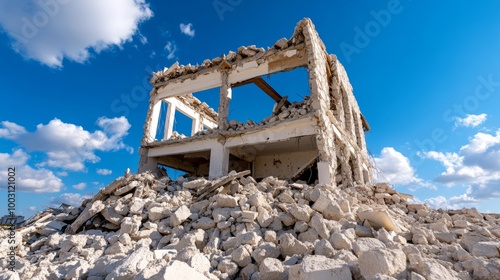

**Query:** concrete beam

left=148, top=138, right=218, bottom=157
left=156, top=70, right=222, bottom=101
left=224, top=117, right=316, bottom=148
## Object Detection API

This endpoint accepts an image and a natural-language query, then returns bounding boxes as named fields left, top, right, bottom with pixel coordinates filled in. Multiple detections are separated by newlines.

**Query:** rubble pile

left=150, top=35, right=299, bottom=85
left=189, top=96, right=312, bottom=138
left=1, top=171, right=500, bottom=280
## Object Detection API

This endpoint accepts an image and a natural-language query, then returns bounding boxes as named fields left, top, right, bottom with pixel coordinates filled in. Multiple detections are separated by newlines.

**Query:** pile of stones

left=1, top=171, right=499, bottom=280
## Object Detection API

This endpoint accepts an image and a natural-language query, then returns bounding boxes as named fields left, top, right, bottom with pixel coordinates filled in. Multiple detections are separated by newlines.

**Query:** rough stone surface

left=289, top=255, right=352, bottom=280
left=5, top=160, right=500, bottom=280
left=358, top=248, right=406, bottom=279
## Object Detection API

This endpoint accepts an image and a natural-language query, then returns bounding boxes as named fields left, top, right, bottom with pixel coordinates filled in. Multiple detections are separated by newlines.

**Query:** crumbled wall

left=139, top=18, right=372, bottom=186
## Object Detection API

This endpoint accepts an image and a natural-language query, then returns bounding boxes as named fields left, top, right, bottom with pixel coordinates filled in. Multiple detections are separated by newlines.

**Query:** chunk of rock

left=289, top=255, right=351, bottom=280
left=358, top=248, right=406, bottom=279
left=259, top=258, right=285, bottom=280
left=157, top=260, right=210, bottom=280
left=278, top=233, right=310, bottom=258
left=171, top=205, right=191, bottom=227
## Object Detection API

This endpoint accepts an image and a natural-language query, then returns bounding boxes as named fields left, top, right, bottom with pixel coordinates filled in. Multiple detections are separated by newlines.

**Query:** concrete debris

left=2, top=171, right=499, bottom=280
left=2, top=18, right=500, bottom=280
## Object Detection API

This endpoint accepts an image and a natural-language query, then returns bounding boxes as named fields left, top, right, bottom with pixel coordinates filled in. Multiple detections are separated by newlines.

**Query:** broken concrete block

left=115, top=180, right=142, bottom=196
left=67, top=200, right=105, bottom=234
left=214, top=194, right=239, bottom=208
left=257, top=207, right=274, bottom=228
left=358, top=248, right=407, bottom=279
left=120, top=217, right=141, bottom=234
left=259, top=258, right=285, bottom=280
left=171, top=205, right=191, bottom=227
left=188, top=253, right=211, bottom=274
left=289, top=204, right=312, bottom=222
left=252, top=242, right=281, bottom=265
left=129, top=198, right=145, bottom=214
left=231, top=245, right=252, bottom=267
left=315, top=239, right=335, bottom=258
left=148, top=206, right=171, bottom=221
left=157, top=260, right=210, bottom=280
left=278, top=233, right=310, bottom=258
left=330, top=232, right=353, bottom=251
left=352, top=238, right=386, bottom=257
left=218, top=259, right=239, bottom=278
left=289, top=255, right=351, bottom=280
left=274, top=37, right=289, bottom=49
left=101, top=207, right=124, bottom=225
left=192, top=217, right=216, bottom=230
left=357, top=209, right=400, bottom=232
left=309, top=213, right=330, bottom=239
left=183, top=178, right=209, bottom=189
left=471, top=241, right=500, bottom=258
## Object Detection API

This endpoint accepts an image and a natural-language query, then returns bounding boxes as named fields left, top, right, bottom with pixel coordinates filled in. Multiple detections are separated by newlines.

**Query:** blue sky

left=1, top=0, right=500, bottom=217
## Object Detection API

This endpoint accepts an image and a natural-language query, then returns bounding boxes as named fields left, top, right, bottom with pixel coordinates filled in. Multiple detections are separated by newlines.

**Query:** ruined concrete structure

left=138, top=18, right=372, bottom=187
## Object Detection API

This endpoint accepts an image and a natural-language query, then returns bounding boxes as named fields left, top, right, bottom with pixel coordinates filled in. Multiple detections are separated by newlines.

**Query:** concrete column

left=317, top=160, right=335, bottom=186
left=351, top=157, right=364, bottom=184
left=209, top=142, right=229, bottom=179
left=354, top=112, right=367, bottom=152
left=146, top=100, right=162, bottom=143
left=218, top=70, right=232, bottom=130
left=137, top=148, right=159, bottom=173
left=164, top=100, right=176, bottom=140
left=191, top=115, right=201, bottom=136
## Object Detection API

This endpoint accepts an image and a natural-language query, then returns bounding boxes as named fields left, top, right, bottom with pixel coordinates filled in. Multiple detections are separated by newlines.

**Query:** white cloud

left=27, top=206, right=37, bottom=211
left=0, top=116, right=133, bottom=171
left=50, top=193, right=91, bottom=207
left=72, top=182, right=86, bottom=190
left=0, top=149, right=63, bottom=193
left=57, top=171, right=68, bottom=177
left=423, top=129, right=500, bottom=184
left=372, top=147, right=434, bottom=189
left=0, top=0, right=153, bottom=67
left=179, top=23, right=195, bottom=37
left=423, top=129, right=500, bottom=205
left=455, top=114, right=487, bottom=128
left=165, top=41, right=177, bottom=60
left=139, top=33, right=148, bottom=45
left=97, top=168, right=112, bottom=175
left=424, top=194, right=479, bottom=210
left=0, top=121, right=26, bottom=139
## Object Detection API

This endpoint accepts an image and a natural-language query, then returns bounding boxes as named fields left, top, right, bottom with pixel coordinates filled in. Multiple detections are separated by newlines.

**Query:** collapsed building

left=138, top=18, right=372, bottom=186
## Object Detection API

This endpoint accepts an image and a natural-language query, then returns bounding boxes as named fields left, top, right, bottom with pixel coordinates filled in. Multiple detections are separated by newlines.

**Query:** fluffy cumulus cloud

left=455, top=114, right=487, bottom=128
left=179, top=23, right=195, bottom=37
left=423, top=129, right=500, bottom=184
left=0, top=0, right=153, bottom=67
left=96, top=168, right=112, bottom=175
left=0, top=149, right=63, bottom=193
left=423, top=129, right=500, bottom=205
left=0, top=116, right=133, bottom=171
left=50, top=192, right=91, bottom=207
left=372, top=147, right=434, bottom=189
